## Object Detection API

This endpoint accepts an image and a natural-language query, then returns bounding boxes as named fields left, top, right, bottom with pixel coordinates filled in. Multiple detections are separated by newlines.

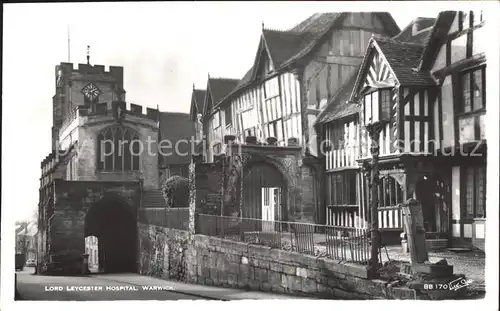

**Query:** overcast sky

left=2, top=2, right=482, bottom=222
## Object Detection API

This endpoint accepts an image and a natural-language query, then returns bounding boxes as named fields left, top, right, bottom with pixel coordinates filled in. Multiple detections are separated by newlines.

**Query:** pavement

left=15, top=268, right=298, bottom=301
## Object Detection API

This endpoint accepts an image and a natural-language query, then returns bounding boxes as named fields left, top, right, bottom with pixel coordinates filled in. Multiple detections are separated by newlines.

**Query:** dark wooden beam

left=409, top=92, right=415, bottom=152
left=445, top=21, right=484, bottom=43
left=419, top=90, right=426, bottom=152
left=433, top=53, right=486, bottom=80
left=438, top=89, right=444, bottom=152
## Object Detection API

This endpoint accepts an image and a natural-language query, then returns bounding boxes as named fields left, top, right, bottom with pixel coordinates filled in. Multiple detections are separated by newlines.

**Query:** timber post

left=188, top=157, right=196, bottom=241
left=365, top=120, right=388, bottom=278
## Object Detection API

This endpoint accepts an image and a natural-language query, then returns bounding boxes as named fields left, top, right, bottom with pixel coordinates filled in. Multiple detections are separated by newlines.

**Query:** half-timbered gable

left=417, top=10, right=487, bottom=250
left=203, top=77, right=240, bottom=162
left=193, top=12, right=401, bottom=226
left=296, top=13, right=400, bottom=156
left=350, top=36, right=437, bottom=160
left=190, top=87, right=206, bottom=142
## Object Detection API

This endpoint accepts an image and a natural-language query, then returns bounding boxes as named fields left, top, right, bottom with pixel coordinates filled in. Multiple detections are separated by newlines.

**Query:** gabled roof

left=262, top=29, right=311, bottom=71
left=350, top=35, right=436, bottom=102
left=206, top=77, right=240, bottom=112
left=158, top=112, right=195, bottom=165
left=189, top=88, right=206, bottom=121
left=315, top=68, right=360, bottom=125
left=393, top=17, right=436, bottom=45
left=203, top=12, right=401, bottom=117
left=417, top=11, right=457, bottom=71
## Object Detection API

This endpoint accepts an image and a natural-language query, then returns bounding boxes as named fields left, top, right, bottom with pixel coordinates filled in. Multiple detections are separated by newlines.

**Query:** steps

left=142, top=190, right=166, bottom=209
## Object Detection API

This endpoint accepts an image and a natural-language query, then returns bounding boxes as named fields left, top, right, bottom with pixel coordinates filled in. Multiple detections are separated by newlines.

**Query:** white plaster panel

left=463, top=224, right=472, bottom=238
left=451, top=166, right=461, bottom=220
left=452, top=224, right=461, bottom=237
left=475, top=223, right=485, bottom=239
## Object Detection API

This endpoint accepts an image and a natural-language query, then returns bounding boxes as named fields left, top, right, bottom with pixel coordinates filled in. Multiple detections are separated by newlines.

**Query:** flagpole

left=67, top=24, right=71, bottom=62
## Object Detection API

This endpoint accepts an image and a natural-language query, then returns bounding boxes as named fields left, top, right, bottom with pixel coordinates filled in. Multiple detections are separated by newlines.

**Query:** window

left=463, top=165, right=486, bottom=219
left=325, top=171, right=357, bottom=206
left=97, top=126, right=140, bottom=172
left=329, top=122, right=345, bottom=149
left=225, top=106, right=232, bottom=126
left=377, top=176, right=403, bottom=207
left=268, top=119, right=284, bottom=145
left=364, top=88, right=392, bottom=124
left=460, top=66, right=485, bottom=113
left=380, top=89, right=392, bottom=121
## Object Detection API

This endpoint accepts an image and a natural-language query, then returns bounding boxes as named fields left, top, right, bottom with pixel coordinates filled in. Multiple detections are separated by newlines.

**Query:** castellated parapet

left=57, top=62, right=124, bottom=86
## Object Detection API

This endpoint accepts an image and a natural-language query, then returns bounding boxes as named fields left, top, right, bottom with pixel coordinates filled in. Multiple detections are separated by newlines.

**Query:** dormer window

left=363, top=88, right=392, bottom=124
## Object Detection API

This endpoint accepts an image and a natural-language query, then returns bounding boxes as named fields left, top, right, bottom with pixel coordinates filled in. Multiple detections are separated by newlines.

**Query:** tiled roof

left=262, top=29, right=311, bottom=69
left=315, top=69, right=360, bottom=125
left=190, top=88, right=206, bottom=120
left=159, top=112, right=195, bottom=165
left=393, top=17, right=436, bottom=45
left=207, top=12, right=401, bottom=113
left=193, top=89, right=206, bottom=113
left=374, top=36, right=436, bottom=86
left=418, top=11, right=457, bottom=71
left=290, top=13, right=342, bottom=33
left=209, top=78, right=240, bottom=108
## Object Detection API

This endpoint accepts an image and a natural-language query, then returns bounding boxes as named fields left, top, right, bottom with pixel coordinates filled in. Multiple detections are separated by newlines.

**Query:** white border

left=2, top=2, right=499, bottom=311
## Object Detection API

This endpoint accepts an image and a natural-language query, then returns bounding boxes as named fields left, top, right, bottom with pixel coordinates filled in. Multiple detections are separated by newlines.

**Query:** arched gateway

left=85, top=196, right=138, bottom=273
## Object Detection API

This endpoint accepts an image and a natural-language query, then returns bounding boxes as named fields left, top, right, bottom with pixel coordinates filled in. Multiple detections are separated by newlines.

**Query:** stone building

left=315, top=10, right=487, bottom=250
left=37, top=59, right=193, bottom=274
left=15, top=222, right=38, bottom=261
left=191, top=13, right=401, bottom=224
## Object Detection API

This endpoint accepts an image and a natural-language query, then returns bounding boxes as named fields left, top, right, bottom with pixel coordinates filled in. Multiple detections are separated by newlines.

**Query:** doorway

left=261, top=187, right=281, bottom=232
left=85, top=197, right=138, bottom=273
left=415, top=176, right=437, bottom=232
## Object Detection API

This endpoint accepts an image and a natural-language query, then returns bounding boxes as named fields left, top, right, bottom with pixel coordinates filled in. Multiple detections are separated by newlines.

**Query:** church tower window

left=97, top=126, right=140, bottom=172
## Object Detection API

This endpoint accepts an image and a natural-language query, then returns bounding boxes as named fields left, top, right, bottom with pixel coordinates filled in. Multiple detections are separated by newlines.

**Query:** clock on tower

left=81, top=82, right=102, bottom=102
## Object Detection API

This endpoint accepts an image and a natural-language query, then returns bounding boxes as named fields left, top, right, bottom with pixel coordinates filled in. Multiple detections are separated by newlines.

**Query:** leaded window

left=463, top=165, right=486, bottom=219
left=97, top=126, right=140, bottom=172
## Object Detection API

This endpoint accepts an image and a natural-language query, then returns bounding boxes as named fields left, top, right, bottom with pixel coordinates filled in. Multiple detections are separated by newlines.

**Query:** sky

left=1, top=2, right=473, bottom=222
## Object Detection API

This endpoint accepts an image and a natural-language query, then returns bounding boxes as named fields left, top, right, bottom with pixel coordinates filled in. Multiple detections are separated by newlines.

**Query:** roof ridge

left=375, top=35, right=425, bottom=47
left=209, top=77, right=240, bottom=81
left=263, top=28, right=303, bottom=35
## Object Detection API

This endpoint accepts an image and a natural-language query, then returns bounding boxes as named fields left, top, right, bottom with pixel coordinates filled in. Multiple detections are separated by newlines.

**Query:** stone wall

left=138, top=224, right=190, bottom=282
left=138, top=223, right=416, bottom=299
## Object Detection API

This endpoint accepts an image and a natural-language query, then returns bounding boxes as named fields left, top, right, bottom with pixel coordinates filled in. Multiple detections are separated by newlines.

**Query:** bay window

left=363, top=88, right=392, bottom=124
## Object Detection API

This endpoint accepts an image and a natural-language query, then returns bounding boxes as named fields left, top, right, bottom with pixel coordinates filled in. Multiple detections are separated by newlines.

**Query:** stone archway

left=239, top=160, right=288, bottom=222
left=85, top=196, right=137, bottom=273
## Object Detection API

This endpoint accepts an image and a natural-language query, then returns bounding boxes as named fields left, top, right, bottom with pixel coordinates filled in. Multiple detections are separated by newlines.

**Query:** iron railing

left=196, top=214, right=370, bottom=265
left=138, top=207, right=189, bottom=231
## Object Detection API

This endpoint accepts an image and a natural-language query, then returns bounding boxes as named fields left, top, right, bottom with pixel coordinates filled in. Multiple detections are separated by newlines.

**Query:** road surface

left=15, top=268, right=210, bottom=301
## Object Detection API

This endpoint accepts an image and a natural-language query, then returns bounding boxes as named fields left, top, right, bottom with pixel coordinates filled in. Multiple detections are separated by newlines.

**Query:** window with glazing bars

left=463, top=165, right=486, bottom=219
left=460, top=66, right=486, bottom=113
left=97, top=126, right=140, bottom=171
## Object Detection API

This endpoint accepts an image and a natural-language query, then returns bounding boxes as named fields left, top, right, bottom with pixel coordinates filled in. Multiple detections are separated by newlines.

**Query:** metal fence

left=138, top=208, right=190, bottom=231
left=196, top=214, right=370, bottom=265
